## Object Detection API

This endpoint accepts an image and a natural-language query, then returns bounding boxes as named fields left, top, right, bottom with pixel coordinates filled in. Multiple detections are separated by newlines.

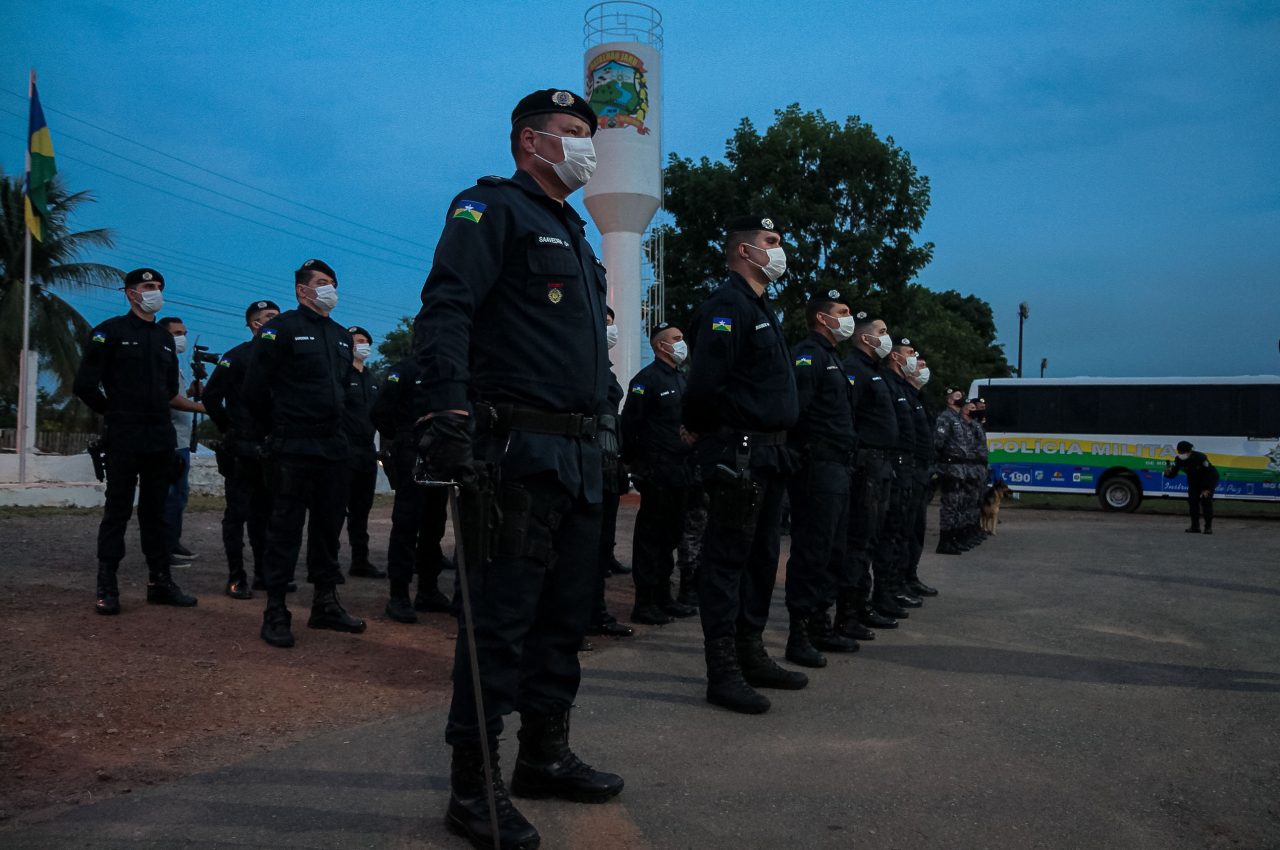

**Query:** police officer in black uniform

left=204, top=299, right=280, bottom=598
left=876, top=338, right=926, bottom=612
left=903, top=354, right=939, bottom=597
left=74, top=267, right=199, bottom=614
left=412, top=89, right=623, bottom=850
left=339, top=325, right=387, bottom=580
left=622, top=321, right=698, bottom=624
left=370, top=357, right=451, bottom=623
left=839, top=313, right=905, bottom=632
left=243, top=259, right=366, bottom=649
left=683, top=215, right=804, bottom=716
left=1165, top=440, right=1221, bottom=534
left=782, top=292, right=864, bottom=670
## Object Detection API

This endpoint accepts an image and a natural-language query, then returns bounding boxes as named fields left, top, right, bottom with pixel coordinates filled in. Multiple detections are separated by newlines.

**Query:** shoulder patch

left=387, top=372, right=401, bottom=383
left=795, top=355, right=813, bottom=367
left=711, top=317, right=733, bottom=333
left=91, top=332, right=107, bottom=344
left=847, top=374, right=857, bottom=386
left=261, top=328, right=278, bottom=341
left=217, top=357, right=232, bottom=368
left=452, top=200, right=487, bottom=223
left=629, top=384, right=646, bottom=396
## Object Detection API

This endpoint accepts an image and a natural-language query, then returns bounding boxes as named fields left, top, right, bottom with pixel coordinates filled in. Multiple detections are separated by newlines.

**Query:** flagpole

left=17, top=70, right=35, bottom=484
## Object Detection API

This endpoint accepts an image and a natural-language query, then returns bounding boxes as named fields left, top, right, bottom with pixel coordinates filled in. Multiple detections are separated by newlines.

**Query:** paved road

left=7, top=508, right=1279, bottom=849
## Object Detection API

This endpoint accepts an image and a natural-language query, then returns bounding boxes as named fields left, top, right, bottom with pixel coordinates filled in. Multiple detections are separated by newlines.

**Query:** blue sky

left=3, top=0, right=1278, bottom=380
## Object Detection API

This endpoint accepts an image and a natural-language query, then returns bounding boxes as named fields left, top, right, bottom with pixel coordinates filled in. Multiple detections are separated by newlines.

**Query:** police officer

left=339, top=325, right=387, bottom=580
left=587, top=306, right=634, bottom=642
left=1165, top=440, right=1220, bottom=534
left=933, top=388, right=974, bottom=555
left=158, top=316, right=201, bottom=565
left=73, top=268, right=198, bottom=614
left=682, top=215, right=804, bottom=715
left=243, top=259, right=366, bottom=648
left=876, top=338, right=925, bottom=613
left=622, top=321, right=698, bottom=625
left=676, top=486, right=708, bottom=607
left=370, top=357, right=451, bottom=623
left=903, top=355, right=939, bottom=596
left=204, top=299, right=280, bottom=597
left=960, top=398, right=989, bottom=548
left=838, top=313, right=905, bottom=631
left=412, top=88, right=623, bottom=850
left=782, top=292, right=862, bottom=670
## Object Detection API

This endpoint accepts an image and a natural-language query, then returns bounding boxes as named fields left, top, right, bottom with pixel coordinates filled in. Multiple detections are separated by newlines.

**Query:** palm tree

left=0, top=168, right=122, bottom=417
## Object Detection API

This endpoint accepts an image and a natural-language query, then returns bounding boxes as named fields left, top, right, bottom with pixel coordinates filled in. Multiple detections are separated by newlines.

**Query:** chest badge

left=547, top=282, right=564, bottom=304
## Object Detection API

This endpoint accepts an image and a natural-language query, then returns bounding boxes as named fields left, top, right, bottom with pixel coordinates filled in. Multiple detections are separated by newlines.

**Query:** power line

left=0, top=88, right=436, bottom=252
left=0, top=128, right=426, bottom=272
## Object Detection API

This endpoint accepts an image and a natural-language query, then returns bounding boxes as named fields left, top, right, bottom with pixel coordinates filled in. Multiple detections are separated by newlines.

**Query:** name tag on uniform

left=826, top=365, right=839, bottom=371
left=660, top=389, right=676, bottom=397
left=872, top=376, right=882, bottom=382
left=754, top=322, right=770, bottom=330
left=538, top=236, right=569, bottom=248
left=295, top=335, right=315, bottom=341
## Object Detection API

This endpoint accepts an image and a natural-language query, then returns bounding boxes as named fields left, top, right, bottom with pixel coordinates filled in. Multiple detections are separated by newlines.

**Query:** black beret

left=124, top=268, right=164, bottom=287
left=1176, top=440, right=1193, bottom=453
left=725, top=215, right=780, bottom=235
left=245, top=299, right=280, bottom=321
left=895, top=337, right=913, bottom=348
left=511, top=89, right=598, bottom=136
left=347, top=325, right=373, bottom=342
left=649, top=321, right=678, bottom=340
left=606, top=305, right=615, bottom=319
left=297, top=259, right=337, bottom=281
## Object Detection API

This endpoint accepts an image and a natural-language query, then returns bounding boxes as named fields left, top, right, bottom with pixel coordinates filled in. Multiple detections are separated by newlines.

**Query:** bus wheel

left=1097, top=475, right=1141, bottom=513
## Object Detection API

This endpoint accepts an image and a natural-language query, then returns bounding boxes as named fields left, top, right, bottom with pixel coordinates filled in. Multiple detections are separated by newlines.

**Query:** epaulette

left=478, top=175, right=511, bottom=186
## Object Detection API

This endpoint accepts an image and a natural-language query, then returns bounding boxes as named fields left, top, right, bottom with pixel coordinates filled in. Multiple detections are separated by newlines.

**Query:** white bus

left=967, top=376, right=1280, bottom=511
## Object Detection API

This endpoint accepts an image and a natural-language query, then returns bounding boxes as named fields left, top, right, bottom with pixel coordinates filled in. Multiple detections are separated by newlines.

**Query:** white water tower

left=582, top=1, right=663, bottom=385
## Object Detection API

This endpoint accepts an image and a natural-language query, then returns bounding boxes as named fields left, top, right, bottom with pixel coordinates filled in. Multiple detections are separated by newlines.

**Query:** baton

left=423, top=477, right=501, bottom=850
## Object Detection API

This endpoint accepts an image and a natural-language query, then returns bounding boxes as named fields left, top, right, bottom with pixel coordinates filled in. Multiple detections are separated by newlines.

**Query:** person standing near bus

left=1165, top=441, right=1220, bottom=534
left=933, top=389, right=973, bottom=555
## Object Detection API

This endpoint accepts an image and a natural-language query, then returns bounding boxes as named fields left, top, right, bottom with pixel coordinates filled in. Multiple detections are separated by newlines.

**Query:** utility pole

left=1017, top=302, right=1029, bottom=378
left=1040, top=357, right=1048, bottom=378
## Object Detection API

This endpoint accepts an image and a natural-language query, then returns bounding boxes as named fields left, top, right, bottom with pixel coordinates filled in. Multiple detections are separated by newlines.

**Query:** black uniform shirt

left=621, top=359, right=690, bottom=465
left=906, top=385, right=933, bottom=465
left=242, top=305, right=353, bottom=461
left=411, top=169, right=612, bottom=501
left=843, top=348, right=899, bottom=450
left=203, top=339, right=256, bottom=439
left=73, top=311, right=179, bottom=453
left=1167, top=450, right=1220, bottom=489
left=370, top=358, right=421, bottom=442
left=885, top=370, right=917, bottom=454
left=343, top=365, right=378, bottom=464
left=682, top=272, right=799, bottom=436
left=789, top=332, right=856, bottom=454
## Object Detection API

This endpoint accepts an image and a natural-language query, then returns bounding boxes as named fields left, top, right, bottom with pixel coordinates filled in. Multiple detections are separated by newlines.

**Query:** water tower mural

left=582, top=1, right=663, bottom=384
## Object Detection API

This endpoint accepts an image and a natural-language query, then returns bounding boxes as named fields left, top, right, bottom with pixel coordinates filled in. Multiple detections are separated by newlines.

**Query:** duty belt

left=476, top=402, right=598, bottom=438
left=716, top=427, right=787, bottom=447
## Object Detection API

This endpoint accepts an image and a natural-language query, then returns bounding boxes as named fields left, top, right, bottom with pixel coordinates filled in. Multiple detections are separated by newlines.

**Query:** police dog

left=981, top=481, right=1012, bottom=534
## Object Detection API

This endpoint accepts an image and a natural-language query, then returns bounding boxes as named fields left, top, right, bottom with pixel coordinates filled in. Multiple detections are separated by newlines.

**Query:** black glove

left=597, top=413, right=620, bottom=489
left=415, top=412, right=475, bottom=484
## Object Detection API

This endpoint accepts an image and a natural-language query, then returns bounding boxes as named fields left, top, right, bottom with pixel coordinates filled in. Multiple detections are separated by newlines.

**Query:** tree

left=0, top=169, right=122, bottom=423
left=367, top=315, right=414, bottom=382
left=657, top=105, right=1009, bottom=405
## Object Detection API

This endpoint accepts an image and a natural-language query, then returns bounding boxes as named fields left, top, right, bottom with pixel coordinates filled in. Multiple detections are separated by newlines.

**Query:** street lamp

left=1017, top=302, right=1029, bottom=377
left=1040, top=357, right=1048, bottom=378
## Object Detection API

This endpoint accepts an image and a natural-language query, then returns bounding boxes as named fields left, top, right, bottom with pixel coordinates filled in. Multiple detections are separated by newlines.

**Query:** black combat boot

left=872, top=592, right=909, bottom=620
left=853, top=595, right=898, bottom=629
left=704, top=636, right=770, bottom=714
left=892, top=586, right=924, bottom=609
left=676, top=567, right=699, bottom=607
left=630, top=587, right=674, bottom=625
left=510, top=711, right=625, bottom=803
left=385, top=581, right=417, bottom=623
left=146, top=564, right=198, bottom=607
left=349, top=557, right=387, bottom=579
left=936, top=531, right=963, bottom=555
left=260, top=597, right=295, bottom=648
left=225, top=555, right=253, bottom=599
left=1203, top=520, right=1213, bottom=535
left=657, top=584, right=697, bottom=618
left=95, top=562, right=120, bottom=615
left=1185, top=524, right=1201, bottom=533
left=414, top=575, right=452, bottom=613
left=814, top=607, right=866, bottom=647
left=446, top=742, right=541, bottom=850
left=308, top=585, right=367, bottom=633
left=785, top=614, right=827, bottom=668
left=737, top=633, right=809, bottom=690
left=907, top=573, right=939, bottom=597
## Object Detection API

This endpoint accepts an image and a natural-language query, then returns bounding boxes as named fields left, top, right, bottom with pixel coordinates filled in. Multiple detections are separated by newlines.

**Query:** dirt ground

left=0, top=495, right=639, bottom=826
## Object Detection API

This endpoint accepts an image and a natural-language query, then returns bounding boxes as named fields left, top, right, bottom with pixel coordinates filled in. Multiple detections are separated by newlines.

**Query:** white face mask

left=171, top=334, right=187, bottom=354
left=308, top=283, right=339, bottom=312
left=902, top=354, right=918, bottom=375
left=534, top=131, right=597, bottom=192
left=917, top=367, right=931, bottom=385
left=868, top=333, right=892, bottom=359
left=665, top=339, right=689, bottom=364
left=742, top=243, right=787, bottom=282
left=133, top=289, right=164, bottom=314
left=1177, top=452, right=1190, bottom=461
left=824, top=313, right=855, bottom=341
left=353, top=343, right=371, bottom=361
left=606, top=324, right=619, bottom=350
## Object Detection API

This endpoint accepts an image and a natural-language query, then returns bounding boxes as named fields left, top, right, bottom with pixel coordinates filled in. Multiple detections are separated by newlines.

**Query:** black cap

left=347, top=325, right=372, bottom=343
left=511, top=88, right=598, bottom=136
left=649, top=321, right=678, bottom=340
left=1176, top=440, right=1193, bottom=453
left=895, top=337, right=913, bottom=348
left=297, top=259, right=337, bottom=281
left=725, top=215, right=780, bottom=235
left=245, top=299, right=280, bottom=321
left=124, top=268, right=164, bottom=287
